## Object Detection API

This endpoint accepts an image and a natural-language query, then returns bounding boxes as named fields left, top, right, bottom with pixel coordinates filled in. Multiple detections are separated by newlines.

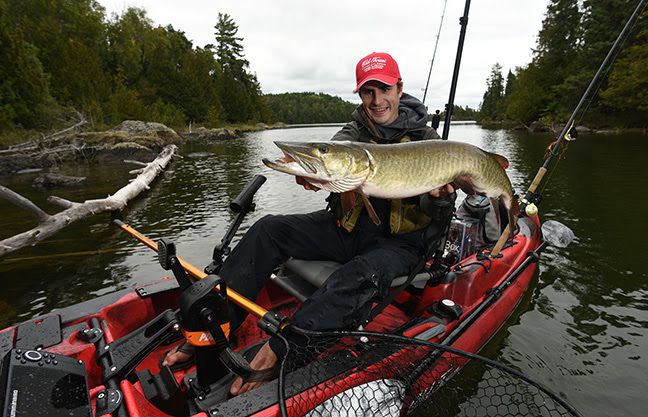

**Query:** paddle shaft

left=113, top=219, right=268, bottom=320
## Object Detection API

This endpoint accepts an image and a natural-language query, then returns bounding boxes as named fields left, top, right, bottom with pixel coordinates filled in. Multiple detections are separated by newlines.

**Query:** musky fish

left=262, top=140, right=520, bottom=233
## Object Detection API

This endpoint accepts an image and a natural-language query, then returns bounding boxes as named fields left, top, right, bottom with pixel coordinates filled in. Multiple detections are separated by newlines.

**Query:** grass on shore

left=0, top=129, right=43, bottom=150
left=0, top=122, right=282, bottom=150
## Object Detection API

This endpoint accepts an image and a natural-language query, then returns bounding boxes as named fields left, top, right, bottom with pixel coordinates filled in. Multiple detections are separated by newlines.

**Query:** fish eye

left=318, top=144, right=328, bottom=153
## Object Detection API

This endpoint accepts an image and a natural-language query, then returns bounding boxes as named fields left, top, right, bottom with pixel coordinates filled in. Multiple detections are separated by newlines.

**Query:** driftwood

left=0, top=144, right=177, bottom=258
left=41, top=111, right=87, bottom=140
left=0, top=111, right=87, bottom=156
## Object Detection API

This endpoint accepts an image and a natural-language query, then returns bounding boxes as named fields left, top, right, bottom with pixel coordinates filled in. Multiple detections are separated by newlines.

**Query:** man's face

left=359, top=80, right=403, bottom=126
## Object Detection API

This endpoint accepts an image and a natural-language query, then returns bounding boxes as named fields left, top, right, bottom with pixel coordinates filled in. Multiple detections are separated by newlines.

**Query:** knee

left=327, top=256, right=390, bottom=295
left=247, top=214, right=288, bottom=237
left=356, top=257, right=391, bottom=294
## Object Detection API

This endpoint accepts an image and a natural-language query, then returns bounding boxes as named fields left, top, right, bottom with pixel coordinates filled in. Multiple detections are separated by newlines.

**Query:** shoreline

left=1, top=120, right=645, bottom=175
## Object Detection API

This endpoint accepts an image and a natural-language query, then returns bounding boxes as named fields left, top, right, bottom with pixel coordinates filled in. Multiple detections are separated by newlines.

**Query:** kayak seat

left=271, top=258, right=431, bottom=303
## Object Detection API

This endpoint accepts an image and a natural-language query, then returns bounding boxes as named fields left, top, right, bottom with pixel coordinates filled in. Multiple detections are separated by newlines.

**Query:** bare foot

left=162, top=341, right=194, bottom=367
left=230, top=341, right=277, bottom=396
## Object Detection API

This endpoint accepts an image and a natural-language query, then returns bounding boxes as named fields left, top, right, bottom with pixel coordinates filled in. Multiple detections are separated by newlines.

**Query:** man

left=163, top=52, right=456, bottom=395
left=431, top=109, right=441, bottom=130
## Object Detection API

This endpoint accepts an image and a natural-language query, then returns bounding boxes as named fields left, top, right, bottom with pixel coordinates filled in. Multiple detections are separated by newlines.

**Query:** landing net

left=272, top=328, right=582, bottom=417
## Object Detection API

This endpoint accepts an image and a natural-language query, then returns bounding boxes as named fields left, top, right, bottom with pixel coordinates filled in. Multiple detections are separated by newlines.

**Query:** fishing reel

left=520, top=192, right=542, bottom=217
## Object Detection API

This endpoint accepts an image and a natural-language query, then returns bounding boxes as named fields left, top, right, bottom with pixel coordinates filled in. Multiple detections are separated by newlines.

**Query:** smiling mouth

left=371, top=106, right=389, bottom=115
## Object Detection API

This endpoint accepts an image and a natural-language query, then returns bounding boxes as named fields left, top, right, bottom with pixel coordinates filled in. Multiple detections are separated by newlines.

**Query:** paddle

left=113, top=219, right=268, bottom=320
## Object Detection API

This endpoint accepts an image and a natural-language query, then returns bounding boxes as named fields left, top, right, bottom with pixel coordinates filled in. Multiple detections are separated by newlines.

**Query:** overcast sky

left=98, top=0, right=550, bottom=110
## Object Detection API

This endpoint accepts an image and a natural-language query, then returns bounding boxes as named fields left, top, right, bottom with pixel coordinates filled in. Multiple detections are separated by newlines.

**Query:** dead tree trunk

left=0, top=144, right=177, bottom=258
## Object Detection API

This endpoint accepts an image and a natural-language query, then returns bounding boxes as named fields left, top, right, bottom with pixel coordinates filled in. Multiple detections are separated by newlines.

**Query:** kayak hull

left=0, top=215, right=542, bottom=417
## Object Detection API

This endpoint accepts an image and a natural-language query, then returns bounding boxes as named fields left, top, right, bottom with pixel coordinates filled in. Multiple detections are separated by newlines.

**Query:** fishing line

left=537, top=139, right=570, bottom=196
left=422, top=0, right=448, bottom=105
left=0, top=247, right=140, bottom=263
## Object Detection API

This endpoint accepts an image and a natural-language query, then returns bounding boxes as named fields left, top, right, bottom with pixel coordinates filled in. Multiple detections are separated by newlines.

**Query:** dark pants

left=218, top=210, right=426, bottom=355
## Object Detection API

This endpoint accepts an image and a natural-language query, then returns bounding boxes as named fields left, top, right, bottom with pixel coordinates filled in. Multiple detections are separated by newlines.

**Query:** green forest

left=478, top=0, right=648, bottom=128
left=1, top=0, right=270, bottom=136
left=265, top=93, right=357, bottom=125
left=1, top=0, right=647, bottom=146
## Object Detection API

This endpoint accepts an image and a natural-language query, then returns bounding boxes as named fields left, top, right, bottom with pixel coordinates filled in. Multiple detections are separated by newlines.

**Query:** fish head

left=262, top=141, right=372, bottom=192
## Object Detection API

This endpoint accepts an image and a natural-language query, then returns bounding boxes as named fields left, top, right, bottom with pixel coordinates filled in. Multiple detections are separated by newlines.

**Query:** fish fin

left=489, top=153, right=510, bottom=169
left=454, top=176, right=476, bottom=195
left=492, top=196, right=520, bottom=239
left=508, top=196, right=521, bottom=237
left=341, top=191, right=356, bottom=217
left=358, top=189, right=381, bottom=226
left=489, top=197, right=502, bottom=231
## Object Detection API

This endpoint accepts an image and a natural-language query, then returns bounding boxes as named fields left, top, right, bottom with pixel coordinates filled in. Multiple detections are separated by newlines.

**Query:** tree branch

left=0, top=185, right=50, bottom=222
left=0, top=144, right=177, bottom=258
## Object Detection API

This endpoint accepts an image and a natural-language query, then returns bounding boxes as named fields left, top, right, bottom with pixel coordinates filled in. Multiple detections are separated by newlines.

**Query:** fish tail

left=511, top=196, right=521, bottom=217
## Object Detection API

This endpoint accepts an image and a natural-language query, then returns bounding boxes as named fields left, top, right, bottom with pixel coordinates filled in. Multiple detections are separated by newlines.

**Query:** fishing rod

left=526, top=0, right=646, bottom=198
left=490, top=0, right=646, bottom=257
left=442, top=0, right=471, bottom=140
left=422, top=0, right=448, bottom=105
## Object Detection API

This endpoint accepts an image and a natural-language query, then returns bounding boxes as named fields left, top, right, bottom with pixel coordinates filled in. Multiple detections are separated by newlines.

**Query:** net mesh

left=272, top=328, right=581, bottom=417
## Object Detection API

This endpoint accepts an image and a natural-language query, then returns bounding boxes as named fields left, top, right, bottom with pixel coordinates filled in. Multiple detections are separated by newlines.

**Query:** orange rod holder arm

left=114, top=219, right=268, bottom=320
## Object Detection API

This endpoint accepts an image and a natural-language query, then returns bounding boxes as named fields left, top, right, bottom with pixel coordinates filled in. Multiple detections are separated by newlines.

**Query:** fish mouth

left=262, top=142, right=323, bottom=176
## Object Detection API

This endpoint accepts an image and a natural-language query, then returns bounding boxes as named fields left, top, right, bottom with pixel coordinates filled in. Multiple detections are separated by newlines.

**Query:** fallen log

left=0, top=144, right=177, bottom=258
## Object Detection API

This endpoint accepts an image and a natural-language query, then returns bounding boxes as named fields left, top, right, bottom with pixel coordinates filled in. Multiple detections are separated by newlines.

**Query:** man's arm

left=331, top=121, right=361, bottom=142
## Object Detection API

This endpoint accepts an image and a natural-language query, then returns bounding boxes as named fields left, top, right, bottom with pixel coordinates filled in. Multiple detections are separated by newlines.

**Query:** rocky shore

left=2, top=119, right=641, bottom=176
left=0, top=121, right=242, bottom=175
left=481, top=120, right=647, bottom=135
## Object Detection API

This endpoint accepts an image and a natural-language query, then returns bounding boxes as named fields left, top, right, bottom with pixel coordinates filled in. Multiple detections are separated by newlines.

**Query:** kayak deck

left=0, top=216, right=546, bottom=417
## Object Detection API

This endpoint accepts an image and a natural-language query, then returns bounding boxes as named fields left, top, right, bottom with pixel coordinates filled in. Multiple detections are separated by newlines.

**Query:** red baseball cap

left=354, top=52, right=401, bottom=92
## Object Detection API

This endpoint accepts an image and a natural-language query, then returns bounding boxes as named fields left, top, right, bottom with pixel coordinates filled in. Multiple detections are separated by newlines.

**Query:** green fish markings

left=262, top=140, right=520, bottom=232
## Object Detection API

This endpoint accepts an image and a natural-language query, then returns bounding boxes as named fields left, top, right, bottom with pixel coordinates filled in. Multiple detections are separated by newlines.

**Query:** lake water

left=0, top=124, right=646, bottom=417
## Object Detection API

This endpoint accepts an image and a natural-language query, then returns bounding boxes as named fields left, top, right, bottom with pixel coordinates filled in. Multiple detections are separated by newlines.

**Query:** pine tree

left=214, top=13, right=248, bottom=71
left=213, top=13, right=267, bottom=123
left=503, top=0, right=582, bottom=124
left=479, top=63, right=505, bottom=121
left=504, top=70, right=516, bottom=102
left=599, top=10, right=648, bottom=120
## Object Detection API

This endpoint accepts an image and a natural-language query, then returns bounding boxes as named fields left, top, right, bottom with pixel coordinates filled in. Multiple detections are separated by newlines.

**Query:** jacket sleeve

left=331, top=121, right=361, bottom=142
left=422, top=127, right=441, bottom=140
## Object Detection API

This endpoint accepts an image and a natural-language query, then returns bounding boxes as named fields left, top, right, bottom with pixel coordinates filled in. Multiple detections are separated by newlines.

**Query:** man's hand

left=296, top=176, right=320, bottom=191
left=429, top=182, right=456, bottom=197
left=230, top=341, right=277, bottom=396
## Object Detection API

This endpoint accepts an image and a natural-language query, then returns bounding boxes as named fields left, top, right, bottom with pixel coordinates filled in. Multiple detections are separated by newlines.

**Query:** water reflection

left=0, top=124, right=646, bottom=417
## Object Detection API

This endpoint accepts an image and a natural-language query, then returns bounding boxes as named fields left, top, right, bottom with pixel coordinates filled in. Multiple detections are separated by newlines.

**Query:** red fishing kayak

left=1, top=206, right=582, bottom=417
